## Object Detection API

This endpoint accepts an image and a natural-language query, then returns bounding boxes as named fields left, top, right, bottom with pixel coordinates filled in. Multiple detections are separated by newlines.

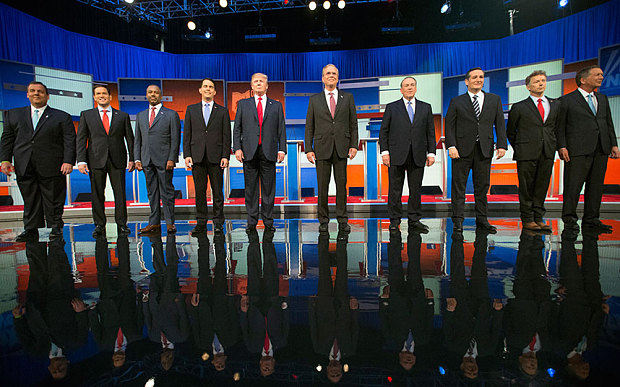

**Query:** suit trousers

left=316, top=148, right=348, bottom=224
left=90, top=158, right=127, bottom=226
left=192, top=161, right=224, bottom=225
left=387, top=150, right=425, bottom=224
left=243, top=145, right=276, bottom=227
left=17, top=160, right=66, bottom=230
left=143, top=164, right=175, bottom=225
left=451, top=142, right=492, bottom=223
left=516, top=154, right=554, bottom=222
left=561, top=140, right=608, bottom=225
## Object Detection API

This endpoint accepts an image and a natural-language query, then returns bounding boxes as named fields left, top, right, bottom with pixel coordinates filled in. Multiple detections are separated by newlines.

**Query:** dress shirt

left=529, top=95, right=550, bottom=122
left=577, top=87, right=598, bottom=112
left=98, top=105, right=113, bottom=125
left=329, top=342, right=341, bottom=361
left=324, top=88, right=339, bottom=110
left=31, top=104, right=48, bottom=122
left=254, top=94, right=266, bottom=118
left=381, top=97, right=435, bottom=157
left=467, top=90, right=485, bottom=111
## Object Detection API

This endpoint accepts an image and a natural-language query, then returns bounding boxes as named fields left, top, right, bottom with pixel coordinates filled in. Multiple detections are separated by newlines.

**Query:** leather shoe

left=92, top=225, right=106, bottom=238
left=408, top=221, right=429, bottom=233
left=246, top=224, right=257, bottom=233
left=563, top=221, right=579, bottom=232
left=263, top=228, right=275, bottom=243
left=16, top=229, right=38, bottom=242
left=191, top=224, right=206, bottom=237
left=389, top=223, right=400, bottom=233
left=535, top=221, right=552, bottom=232
left=167, top=224, right=177, bottom=234
left=117, top=225, right=131, bottom=235
left=338, top=223, right=351, bottom=233
left=319, top=223, right=329, bottom=233
left=476, top=222, right=497, bottom=234
left=49, top=226, right=64, bottom=239
left=523, top=221, right=541, bottom=231
left=583, top=220, right=612, bottom=231
left=264, top=225, right=276, bottom=233
left=138, top=224, right=161, bottom=235
left=453, top=219, right=463, bottom=232
left=214, top=223, right=224, bottom=233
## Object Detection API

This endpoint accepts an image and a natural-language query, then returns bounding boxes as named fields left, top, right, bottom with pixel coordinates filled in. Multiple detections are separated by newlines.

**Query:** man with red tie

left=507, top=71, right=559, bottom=232
left=76, top=85, right=135, bottom=237
left=233, top=73, right=286, bottom=233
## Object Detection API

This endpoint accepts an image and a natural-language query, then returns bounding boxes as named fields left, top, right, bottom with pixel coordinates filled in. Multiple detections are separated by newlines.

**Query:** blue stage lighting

left=439, top=366, right=446, bottom=375
left=559, top=0, right=568, bottom=7
left=547, top=368, right=556, bottom=378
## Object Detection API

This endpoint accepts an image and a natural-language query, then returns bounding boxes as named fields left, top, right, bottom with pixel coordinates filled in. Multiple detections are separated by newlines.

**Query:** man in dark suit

left=0, top=81, right=75, bottom=241
left=76, top=85, right=135, bottom=238
left=379, top=77, right=436, bottom=233
left=507, top=70, right=559, bottom=232
left=183, top=78, right=231, bottom=236
left=134, top=85, right=181, bottom=235
left=233, top=73, right=286, bottom=233
left=557, top=66, right=619, bottom=233
left=305, top=64, right=359, bottom=233
left=445, top=67, right=508, bottom=233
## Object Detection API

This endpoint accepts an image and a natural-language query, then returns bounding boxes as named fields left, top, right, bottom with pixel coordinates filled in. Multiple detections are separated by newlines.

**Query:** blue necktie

left=587, top=94, right=597, bottom=115
left=203, top=102, right=211, bottom=128
left=407, top=101, right=414, bottom=124
left=406, top=330, right=414, bottom=352
left=32, top=109, right=40, bottom=130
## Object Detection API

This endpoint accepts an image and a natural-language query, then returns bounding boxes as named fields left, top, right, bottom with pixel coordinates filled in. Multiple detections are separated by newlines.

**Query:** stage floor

left=1, top=216, right=620, bottom=385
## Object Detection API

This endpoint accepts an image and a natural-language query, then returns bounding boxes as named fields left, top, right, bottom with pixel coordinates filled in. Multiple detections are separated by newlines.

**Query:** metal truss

left=76, top=1, right=385, bottom=30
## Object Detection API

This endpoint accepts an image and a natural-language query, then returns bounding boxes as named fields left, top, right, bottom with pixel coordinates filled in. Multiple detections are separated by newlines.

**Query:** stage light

left=387, top=376, right=393, bottom=383
left=547, top=368, right=556, bottom=378
left=145, top=378, right=155, bottom=387
left=220, top=0, right=228, bottom=8
left=284, top=0, right=289, bottom=4
left=343, top=364, right=349, bottom=372
left=316, top=364, right=322, bottom=372
left=205, top=30, right=213, bottom=39
left=323, top=1, right=331, bottom=10
left=441, top=1, right=451, bottom=14
left=338, top=0, right=345, bottom=9
left=187, top=20, right=196, bottom=31
left=124, top=0, right=134, bottom=4
left=559, top=0, right=568, bottom=7
left=439, top=366, right=447, bottom=375
left=309, top=1, right=317, bottom=11
left=233, top=372, right=241, bottom=381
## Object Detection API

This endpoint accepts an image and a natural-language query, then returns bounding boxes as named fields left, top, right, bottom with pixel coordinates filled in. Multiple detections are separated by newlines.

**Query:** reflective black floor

left=1, top=217, right=619, bottom=386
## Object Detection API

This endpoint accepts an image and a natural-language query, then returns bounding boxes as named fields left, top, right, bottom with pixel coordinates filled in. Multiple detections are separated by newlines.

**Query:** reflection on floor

left=1, top=217, right=619, bottom=385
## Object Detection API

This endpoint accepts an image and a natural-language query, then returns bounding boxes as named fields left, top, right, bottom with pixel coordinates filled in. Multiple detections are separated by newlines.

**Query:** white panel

left=379, top=73, right=443, bottom=114
left=35, top=67, right=93, bottom=116
left=609, top=96, right=620, bottom=144
left=508, top=60, right=563, bottom=104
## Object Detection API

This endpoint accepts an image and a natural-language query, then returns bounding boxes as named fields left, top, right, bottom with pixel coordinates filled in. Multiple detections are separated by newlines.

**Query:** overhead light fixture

left=323, top=1, right=331, bottom=10
left=219, top=0, right=228, bottom=8
left=381, top=25, right=415, bottom=34
left=440, top=1, right=451, bottom=14
left=338, top=0, right=345, bottom=9
left=124, top=0, right=134, bottom=4
left=559, top=0, right=568, bottom=7
left=204, top=29, right=213, bottom=39
left=245, top=26, right=277, bottom=42
left=187, top=20, right=196, bottom=31
left=309, top=1, right=317, bottom=11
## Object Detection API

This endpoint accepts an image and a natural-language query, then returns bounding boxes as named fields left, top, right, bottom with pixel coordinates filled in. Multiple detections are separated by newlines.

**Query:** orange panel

left=346, top=165, right=364, bottom=192
left=604, top=159, right=620, bottom=185
left=227, top=82, right=285, bottom=121
left=563, top=59, right=598, bottom=95
left=162, top=79, right=226, bottom=121
left=0, top=187, right=8, bottom=195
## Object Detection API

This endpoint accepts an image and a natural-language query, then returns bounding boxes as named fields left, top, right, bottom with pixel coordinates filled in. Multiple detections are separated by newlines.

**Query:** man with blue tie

left=557, top=66, right=620, bottom=233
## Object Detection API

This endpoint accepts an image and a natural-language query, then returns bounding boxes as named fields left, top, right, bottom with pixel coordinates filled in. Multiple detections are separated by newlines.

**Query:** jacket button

left=31, top=140, right=35, bottom=144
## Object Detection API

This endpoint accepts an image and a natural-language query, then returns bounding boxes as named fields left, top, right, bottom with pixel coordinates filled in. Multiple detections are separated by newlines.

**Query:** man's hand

left=1, top=161, right=14, bottom=177
left=449, top=148, right=460, bottom=159
left=382, top=154, right=390, bottom=167
left=426, top=155, right=435, bottom=167
left=349, top=297, right=359, bottom=310
left=277, top=152, right=285, bottom=163
left=559, top=147, right=570, bottom=162
left=306, top=152, right=316, bottom=164
left=235, top=150, right=244, bottom=163
left=78, top=164, right=89, bottom=175
left=610, top=146, right=620, bottom=159
left=240, top=295, right=249, bottom=313
left=185, top=157, right=193, bottom=169
left=348, top=148, right=357, bottom=160
left=71, top=298, right=88, bottom=313
left=220, top=158, right=229, bottom=169
left=60, top=163, right=73, bottom=175
left=166, top=160, right=175, bottom=171
left=446, top=297, right=457, bottom=312
left=493, top=299, right=504, bottom=311
left=191, top=293, right=200, bottom=307
left=127, top=161, right=135, bottom=172
left=135, top=161, right=143, bottom=171
left=496, top=148, right=506, bottom=160
left=12, top=304, right=25, bottom=318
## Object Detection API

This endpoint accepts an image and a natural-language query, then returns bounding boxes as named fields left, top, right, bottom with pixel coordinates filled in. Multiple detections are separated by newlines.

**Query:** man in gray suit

left=134, top=85, right=181, bottom=235
left=305, top=64, right=359, bottom=233
left=233, top=73, right=286, bottom=233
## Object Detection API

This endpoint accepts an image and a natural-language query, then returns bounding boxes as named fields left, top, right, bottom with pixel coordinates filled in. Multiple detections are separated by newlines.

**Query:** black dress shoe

left=263, top=229, right=275, bottom=243
left=408, top=221, right=429, bottom=233
left=92, top=225, right=106, bottom=238
left=319, top=223, right=329, bottom=233
left=338, top=223, right=351, bottom=233
left=476, top=222, right=497, bottom=234
left=117, top=225, right=131, bottom=235
left=453, top=220, right=463, bottom=232
left=49, top=226, right=64, bottom=238
left=583, top=222, right=612, bottom=234
left=389, top=224, right=400, bottom=234
left=583, top=220, right=613, bottom=231
left=246, top=224, right=257, bottom=233
left=16, top=229, right=38, bottom=242
left=264, top=225, right=276, bottom=233
left=214, top=223, right=224, bottom=233
left=563, top=221, right=580, bottom=232
left=191, top=224, right=207, bottom=237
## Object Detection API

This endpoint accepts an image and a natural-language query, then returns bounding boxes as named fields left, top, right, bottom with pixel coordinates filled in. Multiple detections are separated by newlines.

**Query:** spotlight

left=145, top=378, right=155, bottom=387
left=343, top=364, right=349, bottom=372
left=316, top=364, right=322, bottom=372
left=309, top=1, right=317, bottom=11
left=441, top=1, right=451, bottom=14
left=187, top=20, right=196, bottom=31
left=233, top=372, right=241, bottom=381
left=284, top=0, right=289, bottom=4
left=205, top=30, right=213, bottom=39
left=124, top=0, right=134, bottom=4
left=439, top=366, right=447, bottom=375
left=559, top=0, right=568, bottom=7
left=323, top=1, right=331, bottom=10
left=338, top=0, right=345, bottom=9
left=547, top=368, right=556, bottom=378
left=220, top=0, right=228, bottom=8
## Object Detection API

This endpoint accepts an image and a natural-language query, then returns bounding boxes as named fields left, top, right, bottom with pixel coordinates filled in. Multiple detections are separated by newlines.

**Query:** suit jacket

left=76, top=107, right=134, bottom=169
left=183, top=101, right=231, bottom=164
left=305, top=89, right=359, bottom=160
left=379, top=98, right=436, bottom=167
left=445, top=92, right=508, bottom=158
left=0, top=105, right=75, bottom=177
left=507, top=97, right=559, bottom=161
left=557, top=89, right=618, bottom=156
left=232, top=96, right=286, bottom=162
left=134, top=105, right=181, bottom=167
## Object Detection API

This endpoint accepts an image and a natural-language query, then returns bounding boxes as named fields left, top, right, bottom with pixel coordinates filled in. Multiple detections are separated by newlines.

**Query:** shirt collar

left=202, top=100, right=213, bottom=107
left=324, top=88, right=338, bottom=97
left=577, top=87, right=594, bottom=98
left=403, top=97, right=415, bottom=106
left=31, top=105, right=47, bottom=114
left=467, top=90, right=483, bottom=99
left=98, top=105, right=112, bottom=113
left=254, top=94, right=267, bottom=103
left=529, top=95, right=548, bottom=104
left=150, top=103, right=162, bottom=110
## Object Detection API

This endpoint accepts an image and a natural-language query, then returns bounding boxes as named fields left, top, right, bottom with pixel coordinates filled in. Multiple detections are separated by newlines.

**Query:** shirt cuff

left=427, top=153, right=435, bottom=157
left=278, top=151, right=285, bottom=154
left=135, top=160, right=141, bottom=163
left=77, top=162, right=87, bottom=166
left=381, top=151, right=389, bottom=156
left=448, top=146, right=456, bottom=150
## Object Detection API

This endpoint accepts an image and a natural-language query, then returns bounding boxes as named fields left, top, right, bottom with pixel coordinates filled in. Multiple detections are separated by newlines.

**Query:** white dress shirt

left=98, top=105, right=113, bottom=125
left=467, top=90, right=484, bottom=111
left=577, top=87, right=598, bottom=112
left=324, top=88, right=339, bottom=110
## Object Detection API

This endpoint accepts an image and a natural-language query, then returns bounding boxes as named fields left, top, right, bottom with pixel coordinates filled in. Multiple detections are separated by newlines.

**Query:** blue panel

left=173, top=168, right=191, bottom=198
left=365, top=140, right=378, bottom=199
left=600, top=43, right=620, bottom=96
left=68, top=170, right=90, bottom=202
left=229, top=167, right=245, bottom=190
left=275, top=166, right=284, bottom=197
left=287, top=142, right=299, bottom=200
left=367, top=119, right=382, bottom=138
left=0, top=60, right=33, bottom=110
left=347, top=86, right=379, bottom=113
left=367, top=219, right=378, bottom=276
left=119, top=79, right=161, bottom=96
left=285, top=82, right=323, bottom=93
left=285, top=96, right=311, bottom=119
left=286, top=124, right=305, bottom=141
left=300, top=167, right=317, bottom=193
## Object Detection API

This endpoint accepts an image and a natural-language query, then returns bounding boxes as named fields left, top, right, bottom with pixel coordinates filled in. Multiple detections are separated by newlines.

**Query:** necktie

left=263, top=330, right=270, bottom=355
left=203, top=102, right=211, bottom=128
left=529, top=335, right=536, bottom=351
left=329, top=92, right=336, bottom=118
left=587, top=94, right=597, bottom=115
left=102, top=109, right=110, bottom=134
left=537, top=99, right=545, bottom=122
left=32, top=109, right=40, bottom=130
left=257, top=97, right=263, bottom=145
left=149, top=106, right=156, bottom=127
left=406, top=330, right=414, bottom=352
left=407, top=101, right=414, bottom=124
left=333, top=338, right=340, bottom=359
left=213, top=333, right=223, bottom=354
left=472, top=95, right=481, bottom=119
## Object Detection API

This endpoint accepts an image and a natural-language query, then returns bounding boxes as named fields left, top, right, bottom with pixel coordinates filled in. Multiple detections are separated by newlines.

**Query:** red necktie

left=529, top=335, right=536, bottom=351
left=102, top=109, right=110, bottom=134
left=116, top=328, right=124, bottom=349
left=161, top=332, right=169, bottom=348
left=149, top=106, right=156, bottom=127
left=333, top=338, right=339, bottom=357
left=263, top=320, right=270, bottom=354
left=257, top=97, right=263, bottom=145
left=537, top=99, right=544, bottom=122
left=329, top=92, right=336, bottom=118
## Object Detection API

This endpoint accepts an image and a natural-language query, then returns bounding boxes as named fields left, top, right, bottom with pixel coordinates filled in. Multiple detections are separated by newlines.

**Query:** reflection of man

left=445, top=68, right=507, bottom=233
left=310, top=233, right=358, bottom=383
left=379, top=77, right=436, bottom=233
left=76, top=85, right=135, bottom=237
left=183, top=78, right=231, bottom=236
left=507, top=71, right=559, bottom=232
left=0, top=81, right=75, bottom=241
left=134, top=85, right=181, bottom=235
left=233, top=73, right=286, bottom=233
left=557, top=66, right=619, bottom=233
left=305, top=64, right=359, bottom=233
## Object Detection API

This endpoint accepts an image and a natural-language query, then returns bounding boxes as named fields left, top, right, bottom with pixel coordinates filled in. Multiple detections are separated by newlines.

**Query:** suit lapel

left=93, top=108, right=108, bottom=135
left=573, top=90, right=595, bottom=117
left=333, top=91, right=345, bottom=118
left=524, top=97, right=543, bottom=123
left=263, top=98, right=274, bottom=123
left=478, top=92, right=490, bottom=120
left=547, top=98, right=558, bottom=122
left=410, top=99, right=423, bottom=127
left=33, top=107, right=50, bottom=137
left=397, top=99, right=412, bottom=125
left=150, top=107, right=164, bottom=128
left=463, top=93, right=478, bottom=120
left=318, top=91, right=331, bottom=118
left=593, top=92, right=603, bottom=118
left=24, top=106, right=35, bottom=132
